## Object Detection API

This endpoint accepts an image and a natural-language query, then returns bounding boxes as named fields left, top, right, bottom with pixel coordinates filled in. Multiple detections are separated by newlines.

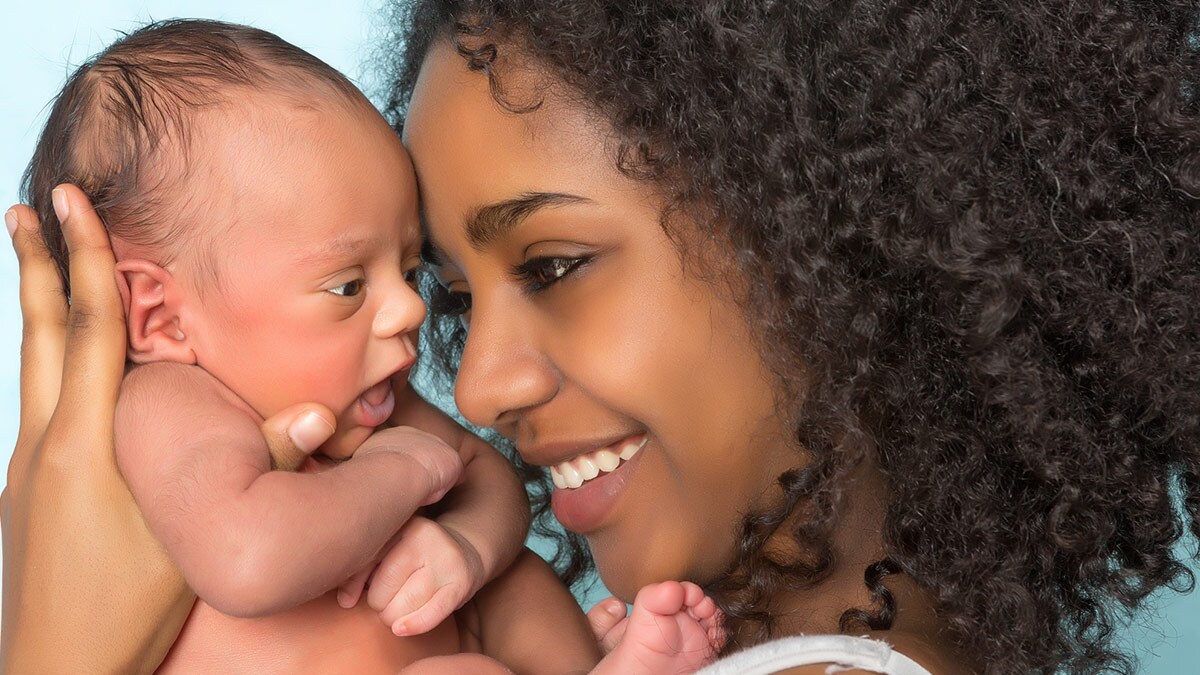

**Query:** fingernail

left=4, top=209, right=16, bottom=238
left=288, top=411, right=334, bottom=453
left=606, top=602, right=626, bottom=618
left=337, top=590, right=354, bottom=608
left=52, top=188, right=70, bottom=223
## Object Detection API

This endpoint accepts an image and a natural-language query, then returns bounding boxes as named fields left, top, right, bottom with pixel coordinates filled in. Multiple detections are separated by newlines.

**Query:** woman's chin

left=590, top=540, right=679, bottom=603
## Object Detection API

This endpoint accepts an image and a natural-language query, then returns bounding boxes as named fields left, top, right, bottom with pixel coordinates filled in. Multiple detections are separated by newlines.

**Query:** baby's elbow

left=188, top=542, right=290, bottom=618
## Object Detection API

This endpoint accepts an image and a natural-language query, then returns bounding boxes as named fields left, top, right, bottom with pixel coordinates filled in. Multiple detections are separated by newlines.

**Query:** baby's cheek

left=262, top=353, right=365, bottom=421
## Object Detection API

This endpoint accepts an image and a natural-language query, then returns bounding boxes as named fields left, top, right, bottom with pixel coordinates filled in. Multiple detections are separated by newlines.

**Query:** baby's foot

left=593, top=581, right=723, bottom=675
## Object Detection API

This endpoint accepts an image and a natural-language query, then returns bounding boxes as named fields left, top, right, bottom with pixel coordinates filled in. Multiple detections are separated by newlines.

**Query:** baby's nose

left=373, top=286, right=427, bottom=339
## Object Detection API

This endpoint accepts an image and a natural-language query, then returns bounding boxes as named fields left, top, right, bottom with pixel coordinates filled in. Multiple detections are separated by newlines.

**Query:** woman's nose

left=373, top=282, right=427, bottom=340
left=454, top=296, right=558, bottom=430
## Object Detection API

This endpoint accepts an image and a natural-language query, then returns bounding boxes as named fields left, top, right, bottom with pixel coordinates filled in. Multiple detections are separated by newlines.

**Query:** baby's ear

left=114, top=259, right=197, bottom=365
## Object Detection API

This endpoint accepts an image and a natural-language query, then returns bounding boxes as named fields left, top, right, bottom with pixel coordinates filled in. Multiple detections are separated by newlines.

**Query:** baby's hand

left=356, top=426, right=463, bottom=506
left=587, top=597, right=630, bottom=655
left=354, top=516, right=484, bottom=636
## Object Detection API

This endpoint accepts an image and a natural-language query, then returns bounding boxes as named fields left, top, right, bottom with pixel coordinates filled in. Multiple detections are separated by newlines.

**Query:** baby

left=25, top=19, right=721, bottom=675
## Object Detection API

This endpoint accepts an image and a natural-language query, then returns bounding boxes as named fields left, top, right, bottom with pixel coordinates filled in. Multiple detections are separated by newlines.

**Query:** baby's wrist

left=438, top=521, right=488, bottom=591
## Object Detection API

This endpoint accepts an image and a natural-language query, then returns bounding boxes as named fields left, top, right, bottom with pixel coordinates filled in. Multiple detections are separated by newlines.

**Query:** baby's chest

left=156, top=591, right=460, bottom=674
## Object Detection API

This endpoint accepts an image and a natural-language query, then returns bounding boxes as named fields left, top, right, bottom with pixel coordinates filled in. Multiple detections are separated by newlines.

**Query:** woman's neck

left=730, top=454, right=972, bottom=673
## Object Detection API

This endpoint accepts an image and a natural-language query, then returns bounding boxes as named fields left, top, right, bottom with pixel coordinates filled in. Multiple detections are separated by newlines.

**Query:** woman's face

left=405, top=41, right=798, bottom=599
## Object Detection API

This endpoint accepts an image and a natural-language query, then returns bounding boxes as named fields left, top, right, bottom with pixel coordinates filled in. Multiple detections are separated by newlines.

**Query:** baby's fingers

left=385, top=581, right=461, bottom=637
left=587, top=598, right=628, bottom=655
left=337, top=565, right=374, bottom=609
left=7, top=205, right=67, bottom=444
left=366, top=544, right=421, bottom=613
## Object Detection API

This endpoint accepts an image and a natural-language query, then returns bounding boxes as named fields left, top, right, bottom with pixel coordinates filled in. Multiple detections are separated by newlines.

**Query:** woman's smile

left=543, top=433, right=648, bottom=532
left=548, top=434, right=648, bottom=490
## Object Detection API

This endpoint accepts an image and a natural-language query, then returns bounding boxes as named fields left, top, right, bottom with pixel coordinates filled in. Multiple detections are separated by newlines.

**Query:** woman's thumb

left=260, top=403, right=336, bottom=471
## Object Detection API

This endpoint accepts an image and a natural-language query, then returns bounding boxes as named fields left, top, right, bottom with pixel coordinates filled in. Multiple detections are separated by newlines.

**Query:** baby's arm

left=415, top=390, right=529, bottom=588
left=349, top=384, right=530, bottom=634
left=396, top=550, right=601, bottom=674
left=466, top=549, right=602, bottom=674
left=114, top=362, right=461, bottom=618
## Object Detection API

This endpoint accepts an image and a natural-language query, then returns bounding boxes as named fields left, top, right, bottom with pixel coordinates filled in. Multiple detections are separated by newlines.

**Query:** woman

left=5, top=0, right=1199, bottom=673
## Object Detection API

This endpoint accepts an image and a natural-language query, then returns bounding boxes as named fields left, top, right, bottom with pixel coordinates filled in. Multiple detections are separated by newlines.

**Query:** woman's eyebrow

left=465, top=192, right=591, bottom=250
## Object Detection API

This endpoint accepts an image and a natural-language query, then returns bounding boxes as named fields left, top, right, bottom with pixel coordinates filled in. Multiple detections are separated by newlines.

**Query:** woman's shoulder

left=698, top=633, right=944, bottom=675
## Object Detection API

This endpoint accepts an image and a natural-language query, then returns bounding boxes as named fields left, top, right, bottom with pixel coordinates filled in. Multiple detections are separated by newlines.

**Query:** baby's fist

left=366, top=516, right=484, bottom=636
left=358, top=426, right=462, bottom=505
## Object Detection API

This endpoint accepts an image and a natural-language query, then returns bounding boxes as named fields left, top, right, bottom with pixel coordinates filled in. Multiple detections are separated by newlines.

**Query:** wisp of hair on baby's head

left=21, top=18, right=367, bottom=297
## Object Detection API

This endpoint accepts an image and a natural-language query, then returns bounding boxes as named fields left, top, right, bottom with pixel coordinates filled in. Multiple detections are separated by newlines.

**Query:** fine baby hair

left=22, top=18, right=368, bottom=295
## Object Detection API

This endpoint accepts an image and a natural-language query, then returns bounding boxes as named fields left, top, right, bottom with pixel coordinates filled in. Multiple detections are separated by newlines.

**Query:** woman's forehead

left=404, top=42, right=636, bottom=246
left=407, top=43, right=610, bottom=169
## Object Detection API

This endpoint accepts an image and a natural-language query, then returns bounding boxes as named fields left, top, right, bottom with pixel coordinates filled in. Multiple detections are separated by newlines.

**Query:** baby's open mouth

left=355, top=378, right=396, bottom=428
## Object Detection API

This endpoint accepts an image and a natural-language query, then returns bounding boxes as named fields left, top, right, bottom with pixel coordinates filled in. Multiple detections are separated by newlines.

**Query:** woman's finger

left=7, top=205, right=67, bottom=443
left=259, top=402, right=336, bottom=471
left=51, top=185, right=127, bottom=438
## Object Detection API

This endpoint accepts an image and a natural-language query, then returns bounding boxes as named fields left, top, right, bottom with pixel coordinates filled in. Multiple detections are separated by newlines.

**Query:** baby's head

left=24, top=19, right=426, bottom=458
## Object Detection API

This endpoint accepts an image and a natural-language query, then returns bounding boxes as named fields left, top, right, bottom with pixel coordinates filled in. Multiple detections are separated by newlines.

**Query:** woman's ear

left=114, top=259, right=197, bottom=365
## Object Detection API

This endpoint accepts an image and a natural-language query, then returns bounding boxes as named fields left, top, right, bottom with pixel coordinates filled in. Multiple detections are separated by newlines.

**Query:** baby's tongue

left=361, top=379, right=391, bottom=406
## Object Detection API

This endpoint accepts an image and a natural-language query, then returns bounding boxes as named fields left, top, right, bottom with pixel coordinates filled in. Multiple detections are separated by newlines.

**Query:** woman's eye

left=514, top=256, right=590, bottom=292
left=329, top=279, right=364, bottom=297
left=403, top=267, right=420, bottom=291
left=429, top=284, right=472, bottom=317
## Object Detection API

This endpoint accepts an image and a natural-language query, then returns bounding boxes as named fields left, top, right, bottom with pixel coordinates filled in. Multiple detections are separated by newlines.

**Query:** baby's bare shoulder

left=120, top=362, right=258, bottom=420
left=115, top=362, right=264, bottom=470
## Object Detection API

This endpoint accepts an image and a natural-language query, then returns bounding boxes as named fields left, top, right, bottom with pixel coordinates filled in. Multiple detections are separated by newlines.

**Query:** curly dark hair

left=380, top=1, right=1200, bottom=672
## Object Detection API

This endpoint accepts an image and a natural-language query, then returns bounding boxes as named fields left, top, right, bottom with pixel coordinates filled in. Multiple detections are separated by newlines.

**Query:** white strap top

left=697, top=635, right=933, bottom=675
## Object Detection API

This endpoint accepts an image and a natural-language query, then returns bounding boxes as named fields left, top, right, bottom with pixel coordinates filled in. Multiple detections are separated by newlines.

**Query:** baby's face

left=182, top=95, right=424, bottom=459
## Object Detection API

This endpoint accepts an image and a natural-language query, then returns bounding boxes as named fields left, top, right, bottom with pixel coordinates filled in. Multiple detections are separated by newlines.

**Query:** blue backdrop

left=0, top=2, right=1195, bottom=670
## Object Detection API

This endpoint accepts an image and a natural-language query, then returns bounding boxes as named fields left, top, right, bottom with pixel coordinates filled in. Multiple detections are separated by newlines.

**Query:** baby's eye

left=329, top=279, right=364, bottom=297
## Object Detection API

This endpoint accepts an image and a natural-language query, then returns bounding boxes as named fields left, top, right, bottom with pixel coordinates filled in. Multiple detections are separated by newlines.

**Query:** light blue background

left=0, top=2, right=1195, bottom=670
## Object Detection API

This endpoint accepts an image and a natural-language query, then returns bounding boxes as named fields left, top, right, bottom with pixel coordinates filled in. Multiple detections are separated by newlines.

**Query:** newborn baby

left=24, top=18, right=722, bottom=675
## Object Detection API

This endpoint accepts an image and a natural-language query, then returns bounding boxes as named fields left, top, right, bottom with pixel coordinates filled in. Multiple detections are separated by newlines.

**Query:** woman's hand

left=1, top=185, right=192, bottom=673
left=0, top=186, right=335, bottom=672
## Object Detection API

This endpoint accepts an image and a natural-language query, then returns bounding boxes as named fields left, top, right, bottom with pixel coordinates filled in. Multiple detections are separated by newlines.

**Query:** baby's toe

left=633, top=580, right=687, bottom=617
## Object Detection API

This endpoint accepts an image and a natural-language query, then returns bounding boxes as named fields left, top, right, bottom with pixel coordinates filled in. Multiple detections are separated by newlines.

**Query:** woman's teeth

left=550, top=437, right=647, bottom=490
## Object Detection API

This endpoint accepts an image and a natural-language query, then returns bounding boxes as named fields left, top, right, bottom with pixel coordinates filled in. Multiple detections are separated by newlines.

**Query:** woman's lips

left=354, top=378, right=396, bottom=428
left=550, top=436, right=647, bottom=533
